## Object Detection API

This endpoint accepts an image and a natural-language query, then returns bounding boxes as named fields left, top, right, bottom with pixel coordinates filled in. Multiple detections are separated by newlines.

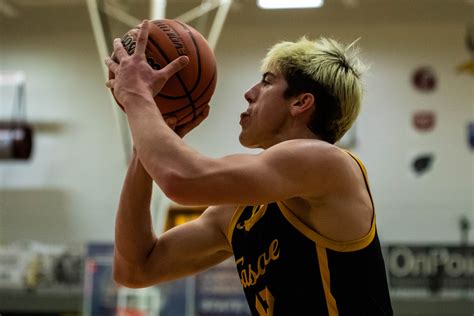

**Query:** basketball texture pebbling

left=110, top=19, right=217, bottom=126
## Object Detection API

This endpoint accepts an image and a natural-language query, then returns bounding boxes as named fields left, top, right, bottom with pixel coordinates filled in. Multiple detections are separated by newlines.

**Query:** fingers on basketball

left=113, top=38, right=128, bottom=61
left=135, top=20, right=149, bottom=56
left=105, top=57, right=118, bottom=73
left=109, top=19, right=217, bottom=123
left=162, top=56, right=190, bottom=80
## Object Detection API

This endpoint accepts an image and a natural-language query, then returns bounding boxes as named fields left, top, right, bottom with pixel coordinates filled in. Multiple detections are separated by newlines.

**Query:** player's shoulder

left=201, top=205, right=240, bottom=246
left=203, top=204, right=239, bottom=216
left=268, top=138, right=348, bottom=166
left=266, top=139, right=357, bottom=188
left=271, top=138, right=338, bottom=151
left=201, top=205, right=239, bottom=227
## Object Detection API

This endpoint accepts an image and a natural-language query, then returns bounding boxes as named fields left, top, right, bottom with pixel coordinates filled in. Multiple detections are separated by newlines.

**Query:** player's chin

left=239, top=132, right=258, bottom=148
left=239, top=131, right=251, bottom=147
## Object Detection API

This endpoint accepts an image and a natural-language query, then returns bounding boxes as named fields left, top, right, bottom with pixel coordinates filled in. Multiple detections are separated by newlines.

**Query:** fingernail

left=180, top=56, right=189, bottom=64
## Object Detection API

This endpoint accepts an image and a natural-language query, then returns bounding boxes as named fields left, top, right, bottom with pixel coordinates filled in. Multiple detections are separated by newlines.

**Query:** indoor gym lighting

left=257, top=0, right=324, bottom=9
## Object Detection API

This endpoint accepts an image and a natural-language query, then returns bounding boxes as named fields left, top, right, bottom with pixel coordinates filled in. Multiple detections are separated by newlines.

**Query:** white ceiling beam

left=150, top=0, right=166, bottom=20
left=86, top=0, right=132, bottom=165
left=0, top=0, right=19, bottom=18
left=102, top=0, right=141, bottom=27
left=207, top=0, right=232, bottom=50
left=173, top=0, right=221, bottom=24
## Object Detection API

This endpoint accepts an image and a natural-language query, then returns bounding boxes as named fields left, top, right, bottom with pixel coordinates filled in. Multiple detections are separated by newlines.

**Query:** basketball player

left=105, top=20, right=393, bottom=315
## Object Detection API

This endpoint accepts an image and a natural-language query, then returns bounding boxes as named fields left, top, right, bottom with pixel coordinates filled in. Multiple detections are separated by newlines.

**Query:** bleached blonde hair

left=261, top=37, right=366, bottom=143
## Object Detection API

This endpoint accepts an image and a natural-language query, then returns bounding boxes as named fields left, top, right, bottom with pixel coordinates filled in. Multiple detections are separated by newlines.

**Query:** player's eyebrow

left=263, top=72, right=276, bottom=78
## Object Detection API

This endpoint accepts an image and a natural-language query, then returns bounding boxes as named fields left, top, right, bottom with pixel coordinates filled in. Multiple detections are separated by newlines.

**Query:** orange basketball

left=109, top=19, right=217, bottom=126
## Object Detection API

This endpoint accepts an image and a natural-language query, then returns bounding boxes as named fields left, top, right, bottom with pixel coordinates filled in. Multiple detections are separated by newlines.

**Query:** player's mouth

left=240, top=112, right=250, bottom=125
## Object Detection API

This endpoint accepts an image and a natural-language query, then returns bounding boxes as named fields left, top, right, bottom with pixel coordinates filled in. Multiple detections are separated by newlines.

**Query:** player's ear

left=290, top=93, right=314, bottom=116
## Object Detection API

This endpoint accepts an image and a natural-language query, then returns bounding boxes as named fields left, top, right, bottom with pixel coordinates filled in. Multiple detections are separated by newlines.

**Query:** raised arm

left=114, top=150, right=234, bottom=289
left=123, top=105, right=345, bottom=206
left=105, top=21, right=349, bottom=208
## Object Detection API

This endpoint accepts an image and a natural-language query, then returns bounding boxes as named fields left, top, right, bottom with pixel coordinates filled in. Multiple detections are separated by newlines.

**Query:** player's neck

left=261, top=127, right=321, bottom=149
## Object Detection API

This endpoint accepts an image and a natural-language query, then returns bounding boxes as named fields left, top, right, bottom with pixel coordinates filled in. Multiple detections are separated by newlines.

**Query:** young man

left=105, top=20, right=393, bottom=315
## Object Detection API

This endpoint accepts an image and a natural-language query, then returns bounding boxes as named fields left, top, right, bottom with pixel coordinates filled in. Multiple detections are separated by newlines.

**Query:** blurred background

left=0, top=0, right=473, bottom=315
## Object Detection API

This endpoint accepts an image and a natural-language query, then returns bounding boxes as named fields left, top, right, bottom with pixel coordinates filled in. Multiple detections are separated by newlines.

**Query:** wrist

left=120, top=90, right=157, bottom=112
left=129, top=149, right=152, bottom=180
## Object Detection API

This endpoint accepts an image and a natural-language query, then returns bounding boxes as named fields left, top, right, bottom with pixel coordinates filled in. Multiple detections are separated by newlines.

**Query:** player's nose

left=244, top=83, right=258, bottom=104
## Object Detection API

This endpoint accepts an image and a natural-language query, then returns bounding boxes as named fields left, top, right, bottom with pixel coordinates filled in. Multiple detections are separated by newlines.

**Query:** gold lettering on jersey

left=255, top=287, right=275, bottom=316
left=236, top=239, right=280, bottom=288
left=236, top=205, right=268, bottom=232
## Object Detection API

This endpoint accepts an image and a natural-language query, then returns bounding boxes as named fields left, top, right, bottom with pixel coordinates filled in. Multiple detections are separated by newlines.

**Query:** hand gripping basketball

left=105, top=21, right=189, bottom=108
left=105, top=19, right=217, bottom=127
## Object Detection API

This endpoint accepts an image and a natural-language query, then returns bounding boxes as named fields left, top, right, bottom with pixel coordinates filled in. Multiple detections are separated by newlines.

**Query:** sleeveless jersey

left=227, top=152, right=393, bottom=316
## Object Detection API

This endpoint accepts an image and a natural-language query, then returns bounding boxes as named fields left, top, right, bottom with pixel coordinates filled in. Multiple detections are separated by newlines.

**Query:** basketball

left=109, top=19, right=217, bottom=126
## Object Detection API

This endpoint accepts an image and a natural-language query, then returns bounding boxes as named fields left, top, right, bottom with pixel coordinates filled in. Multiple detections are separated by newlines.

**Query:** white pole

left=86, top=0, right=132, bottom=165
left=0, top=0, right=18, bottom=18
left=103, top=2, right=141, bottom=27
left=207, top=0, right=232, bottom=50
left=174, top=0, right=220, bottom=24
left=147, top=1, right=171, bottom=240
left=150, top=0, right=167, bottom=20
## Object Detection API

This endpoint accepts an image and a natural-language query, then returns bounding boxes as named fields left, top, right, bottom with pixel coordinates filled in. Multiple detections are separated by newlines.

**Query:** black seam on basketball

left=154, top=24, right=202, bottom=131
left=159, top=20, right=215, bottom=119
left=175, top=20, right=203, bottom=93
left=147, top=33, right=196, bottom=114
left=175, top=101, right=209, bottom=124
left=158, top=20, right=202, bottom=100
left=160, top=69, right=216, bottom=116
left=151, top=21, right=201, bottom=98
left=158, top=20, right=204, bottom=120
left=158, top=69, right=216, bottom=114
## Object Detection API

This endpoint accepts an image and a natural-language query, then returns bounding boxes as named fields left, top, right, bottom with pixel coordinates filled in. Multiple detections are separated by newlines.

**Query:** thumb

left=162, top=56, right=189, bottom=78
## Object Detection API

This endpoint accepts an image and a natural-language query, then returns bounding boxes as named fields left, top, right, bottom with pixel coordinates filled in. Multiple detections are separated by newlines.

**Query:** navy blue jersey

left=227, top=153, right=392, bottom=315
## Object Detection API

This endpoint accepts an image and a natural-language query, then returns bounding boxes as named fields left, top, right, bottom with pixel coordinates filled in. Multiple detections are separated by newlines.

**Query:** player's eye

left=261, top=75, right=271, bottom=85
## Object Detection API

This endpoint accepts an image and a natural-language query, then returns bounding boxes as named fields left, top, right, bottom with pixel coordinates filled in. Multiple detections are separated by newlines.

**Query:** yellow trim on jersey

left=340, top=150, right=375, bottom=210
left=226, top=205, right=247, bottom=243
left=277, top=201, right=376, bottom=252
left=343, top=150, right=369, bottom=179
left=316, top=246, right=339, bottom=316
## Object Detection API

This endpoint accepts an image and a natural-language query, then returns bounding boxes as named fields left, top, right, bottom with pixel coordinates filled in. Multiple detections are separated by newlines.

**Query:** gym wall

left=0, top=2, right=472, bottom=247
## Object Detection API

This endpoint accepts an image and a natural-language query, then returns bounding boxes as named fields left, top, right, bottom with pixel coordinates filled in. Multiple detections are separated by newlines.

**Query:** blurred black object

left=428, top=265, right=444, bottom=295
left=459, top=215, right=470, bottom=246
left=53, top=252, right=83, bottom=285
left=466, top=22, right=474, bottom=53
left=412, top=154, right=434, bottom=175
left=0, top=121, right=33, bottom=160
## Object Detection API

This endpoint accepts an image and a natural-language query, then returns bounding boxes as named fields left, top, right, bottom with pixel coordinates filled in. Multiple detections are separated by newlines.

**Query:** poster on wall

left=412, top=110, right=436, bottom=132
left=386, top=245, right=474, bottom=293
left=411, top=153, right=434, bottom=176
left=160, top=206, right=249, bottom=316
left=412, top=67, right=437, bottom=92
left=83, top=243, right=117, bottom=316
left=456, top=23, right=474, bottom=75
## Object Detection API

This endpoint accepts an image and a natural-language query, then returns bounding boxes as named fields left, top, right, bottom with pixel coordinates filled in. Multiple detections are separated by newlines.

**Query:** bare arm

left=114, top=141, right=233, bottom=288
left=114, top=196, right=234, bottom=288
left=125, top=105, right=344, bottom=206
left=135, top=205, right=234, bottom=287
left=105, top=20, right=349, bottom=208
left=113, top=149, right=158, bottom=287
left=114, top=149, right=155, bottom=268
